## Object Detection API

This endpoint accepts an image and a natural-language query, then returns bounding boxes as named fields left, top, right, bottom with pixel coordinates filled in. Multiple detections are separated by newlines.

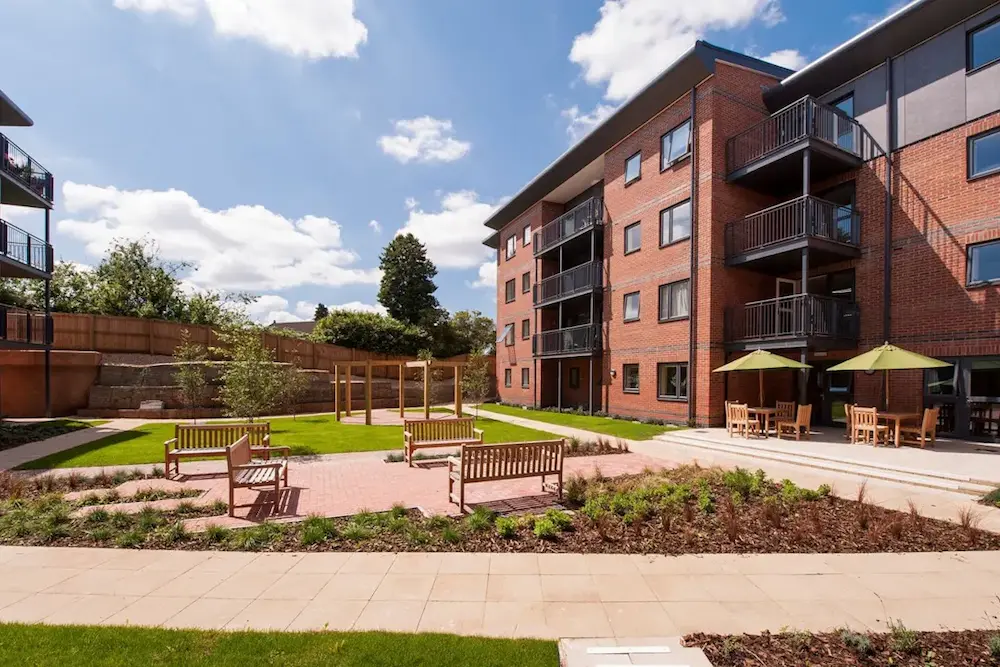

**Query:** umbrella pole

left=884, top=370, right=889, bottom=411
left=759, top=370, right=764, bottom=408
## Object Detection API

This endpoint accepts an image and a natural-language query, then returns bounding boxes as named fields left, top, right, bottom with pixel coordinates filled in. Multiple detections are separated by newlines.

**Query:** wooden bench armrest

left=446, top=456, right=461, bottom=469
left=262, top=434, right=271, bottom=446
left=232, top=462, right=284, bottom=472
left=403, top=430, right=413, bottom=440
left=472, top=428, right=484, bottom=437
left=164, top=438, right=178, bottom=447
left=252, top=445, right=289, bottom=456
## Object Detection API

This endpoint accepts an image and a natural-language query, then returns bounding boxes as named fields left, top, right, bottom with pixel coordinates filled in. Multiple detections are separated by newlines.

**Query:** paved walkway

left=1, top=546, right=998, bottom=637
left=0, top=420, right=146, bottom=472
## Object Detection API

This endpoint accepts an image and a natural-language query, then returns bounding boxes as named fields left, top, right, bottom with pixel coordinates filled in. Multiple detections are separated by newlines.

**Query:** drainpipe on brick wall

left=687, top=86, right=698, bottom=426
left=883, top=57, right=894, bottom=342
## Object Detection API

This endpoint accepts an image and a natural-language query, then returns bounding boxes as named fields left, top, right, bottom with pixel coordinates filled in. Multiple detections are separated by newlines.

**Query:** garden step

left=655, top=432, right=996, bottom=497
left=559, top=638, right=711, bottom=667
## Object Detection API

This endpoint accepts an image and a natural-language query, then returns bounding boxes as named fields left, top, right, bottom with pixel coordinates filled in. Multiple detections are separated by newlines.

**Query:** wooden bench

left=225, top=434, right=289, bottom=517
left=165, top=423, right=272, bottom=479
left=447, top=440, right=565, bottom=513
left=403, top=418, right=483, bottom=466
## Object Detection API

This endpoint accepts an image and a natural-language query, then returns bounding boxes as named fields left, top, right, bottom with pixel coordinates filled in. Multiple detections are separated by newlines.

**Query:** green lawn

left=0, top=624, right=558, bottom=667
left=18, top=413, right=558, bottom=469
left=476, top=403, right=684, bottom=440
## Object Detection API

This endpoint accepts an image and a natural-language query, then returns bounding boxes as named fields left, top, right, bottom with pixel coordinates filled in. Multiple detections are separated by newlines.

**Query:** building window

left=501, top=323, right=514, bottom=347
left=505, top=235, right=516, bottom=260
left=521, top=367, right=530, bottom=388
left=657, top=363, right=688, bottom=400
left=521, top=319, right=530, bottom=340
left=831, top=93, right=855, bottom=151
left=968, top=16, right=1000, bottom=72
left=522, top=271, right=531, bottom=293
left=622, top=364, right=640, bottom=393
left=658, top=280, right=690, bottom=321
left=623, top=291, right=640, bottom=322
left=659, top=200, right=691, bottom=246
left=968, top=127, right=1000, bottom=179
left=624, top=222, right=642, bottom=254
left=569, top=367, right=580, bottom=389
left=504, top=368, right=512, bottom=388
left=625, top=151, right=641, bottom=185
left=660, top=119, right=692, bottom=169
left=968, top=240, right=1000, bottom=286
left=504, top=279, right=516, bottom=303
left=523, top=225, right=531, bottom=246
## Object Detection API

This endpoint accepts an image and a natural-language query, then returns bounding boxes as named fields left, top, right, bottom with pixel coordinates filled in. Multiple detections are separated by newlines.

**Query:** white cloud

left=377, top=117, right=471, bottom=164
left=368, top=219, right=382, bottom=234
left=762, top=49, right=808, bottom=70
left=562, top=103, right=617, bottom=144
left=570, top=0, right=785, bottom=101
left=57, top=182, right=381, bottom=292
left=404, top=197, right=418, bottom=210
left=113, top=0, right=368, bottom=59
left=469, top=261, right=497, bottom=289
left=396, top=191, right=500, bottom=270
left=245, top=294, right=296, bottom=323
left=331, top=301, right=387, bottom=315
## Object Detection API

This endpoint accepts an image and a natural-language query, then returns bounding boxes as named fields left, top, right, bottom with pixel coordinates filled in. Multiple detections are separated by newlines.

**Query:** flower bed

left=687, top=628, right=1000, bottom=666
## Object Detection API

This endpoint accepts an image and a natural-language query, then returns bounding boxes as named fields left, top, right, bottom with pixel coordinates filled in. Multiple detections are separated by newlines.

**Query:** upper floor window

left=968, top=240, right=1000, bottom=286
left=832, top=93, right=854, bottom=118
left=623, top=291, right=640, bottom=322
left=661, top=119, right=692, bottom=169
left=625, top=151, right=641, bottom=185
left=968, top=17, right=1000, bottom=72
left=504, top=279, right=516, bottom=303
left=831, top=93, right=855, bottom=151
left=523, top=225, right=531, bottom=246
left=969, top=127, right=1000, bottom=179
left=500, top=324, right=514, bottom=347
left=659, top=200, right=691, bottom=246
left=624, top=222, right=642, bottom=254
left=521, top=318, right=530, bottom=339
left=505, top=235, right=516, bottom=260
left=522, top=271, right=531, bottom=293
left=658, top=279, right=690, bottom=321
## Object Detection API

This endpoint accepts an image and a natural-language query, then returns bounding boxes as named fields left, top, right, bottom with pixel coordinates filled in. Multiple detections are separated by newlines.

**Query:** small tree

left=313, top=303, right=329, bottom=320
left=173, top=329, right=209, bottom=423
left=214, top=326, right=285, bottom=422
left=377, top=233, right=440, bottom=325
left=279, top=363, right=312, bottom=420
left=462, top=352, right=494, bottom=421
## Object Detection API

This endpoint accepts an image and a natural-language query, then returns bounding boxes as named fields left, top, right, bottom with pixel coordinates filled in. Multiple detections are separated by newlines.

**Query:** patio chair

left=776, top=404, right=812, bottom=440
left=729, top=403, right=760, bottom=439
left=900, top=407, right=940, bottom=448
left=775, top=401, right=796, bottom=423
left=724, top=401, right=736, bottom=435
left=852, top=406, right=887, bottom=446
left=844, top=404, right=856, bottom=441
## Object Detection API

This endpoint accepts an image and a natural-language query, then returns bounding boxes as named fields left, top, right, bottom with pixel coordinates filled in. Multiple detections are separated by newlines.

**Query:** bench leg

left=459, top=481, right=465, bottom=515
left=274, top=478, right=280, bottom=515
left=228, top=485, right=235, bottom=517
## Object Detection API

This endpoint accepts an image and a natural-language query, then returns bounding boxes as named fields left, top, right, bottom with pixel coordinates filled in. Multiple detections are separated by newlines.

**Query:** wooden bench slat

left=166, top=423, right=271, bottom=479
left=402, top=418, right=483, bottom=466
left=448, top=440, right=565, bottom=513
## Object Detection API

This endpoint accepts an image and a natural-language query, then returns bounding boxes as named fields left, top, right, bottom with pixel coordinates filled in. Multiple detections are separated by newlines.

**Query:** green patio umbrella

left=713, top=349, right=812, bottom=408
left=826, top=342, right=951, bottom=408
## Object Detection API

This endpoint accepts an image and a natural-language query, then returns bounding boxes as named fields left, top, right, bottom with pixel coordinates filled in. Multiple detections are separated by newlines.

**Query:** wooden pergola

left=333, top=359, right=467, bottom=426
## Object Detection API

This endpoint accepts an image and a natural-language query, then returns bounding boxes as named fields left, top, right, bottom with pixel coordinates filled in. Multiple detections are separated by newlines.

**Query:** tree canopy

left=377, top=233, right=440, bottom=326
left=313, top=303, right=329, bottom=320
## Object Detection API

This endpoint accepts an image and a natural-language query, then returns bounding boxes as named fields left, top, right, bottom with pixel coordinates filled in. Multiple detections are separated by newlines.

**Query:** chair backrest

left=796, top=403, right=812, bottom=427
left=776, top=401, right=796, bottom=422
left=226, top=434, right=251, bottom=479
left=922, top=407, right=940, bottom=433
left=177, top=423, right=270, bottom=449
left=724, top=401, right=733, bottom=427
left=460, top=440, right=564, bottom=482
left=854, top=406, right=878, bottom=428
left=405, top=417, right=476, bottom=442
left=732, top=403, right=749, bottom=422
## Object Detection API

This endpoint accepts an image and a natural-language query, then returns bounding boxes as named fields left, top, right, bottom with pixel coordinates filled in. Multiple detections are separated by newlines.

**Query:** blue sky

left=0, top=0, right=900, bottom=323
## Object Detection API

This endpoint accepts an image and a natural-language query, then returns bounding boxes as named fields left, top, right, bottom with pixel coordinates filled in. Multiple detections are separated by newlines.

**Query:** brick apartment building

left=0, top=88, right=56, bottom=415
left=486, top=0, right=1000, bottom=441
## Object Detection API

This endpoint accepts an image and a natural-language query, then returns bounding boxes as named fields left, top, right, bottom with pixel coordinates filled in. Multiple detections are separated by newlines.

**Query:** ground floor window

left=569, top=367, right=580, bottom=388
left=521, top=367, right=530, bottom=388
left=657, top=363, right=688, bottom=400
left=924, top=355, right=1000, bottom=441
left=622, top=364, right=640, bottom=393
left=504, top=368, right=512, bottom=388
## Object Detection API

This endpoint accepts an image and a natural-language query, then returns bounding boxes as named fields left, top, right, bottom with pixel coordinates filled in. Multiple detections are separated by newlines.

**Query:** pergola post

left=398, top=363, right=405, bottom=419
left=345, top=363, right=352, bottom=417
left=334, top=364, right=340, bottom=422
left=454, top=364, right=463, bottom=416
left=365, top=360, right=372, bottom=426
left=423, top=362, right=430, bottom=420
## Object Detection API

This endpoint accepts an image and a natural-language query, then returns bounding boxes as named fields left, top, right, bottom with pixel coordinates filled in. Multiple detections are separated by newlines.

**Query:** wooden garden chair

left=776, top=404, right=812, bottom=440
left=900, top=407, right=940, bottom=448
left=852, top=406, right=887, bottom=446
left=844, top=403, right=856, bottom=441
left=730, top=403, right=760, bottom=439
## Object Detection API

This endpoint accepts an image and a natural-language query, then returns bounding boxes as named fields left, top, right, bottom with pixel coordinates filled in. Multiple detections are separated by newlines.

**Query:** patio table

left=877, top=411, right=921, bottom=448
left=748, top=407, right=777, bottom=436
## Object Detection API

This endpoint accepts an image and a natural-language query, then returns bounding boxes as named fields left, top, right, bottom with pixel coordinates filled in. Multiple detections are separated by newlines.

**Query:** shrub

left=533, top=518, right=559, bottom=540
left=162, top=521, right=189, bottom=544
left=440, top=525, right=463, bottom=544
left=888, top=619, right=919, bottom=654
left=86, top=508, right=110, bottom=525
left=495, top=517, right=518, bottom=539
left=544, top=509, right=573, bottom=531
left=300, top=515, right=337, bottom=546
left=958, top=506, right=982, bottom=533
left=817, top=483, right=832, bottom=498
left=763, top=495, right=782, bottom=529
left=312, top=310, right=430, bottom=356
left=204, top=523, right=231, bottom=544
left=406, top=527, right=432, bottom=546
left=389, top=503, right=408, bottom=519
left=464, top=506, right=494, bottom=532
left=210, top=500, right=229, bottom=515
left=990, top=634, right=1000, bottom=658
left=565, top=473, right=587, bottom=507
left=109, top=511, right=133, bottom=530
left=341, top=523, right=373, bottom=541
left=722, top=467, right=757, bottom=500
left=88, top=526, right=113, bottom=542
left=696, top=483, right=714, bottom=515
left=839, top=629, right=872, bottom=656
left=137, top=506, right=164, bottom=532
left=427, top=514, right=451, bottom=530
left=115, top=529, right=145, bottom=549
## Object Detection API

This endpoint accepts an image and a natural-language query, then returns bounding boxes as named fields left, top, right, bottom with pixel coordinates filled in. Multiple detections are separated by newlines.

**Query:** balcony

left=533, top=324, right=602, bottom=358
left=1, top=133, right=54, bottom=207
left=726, top=97, right=882, bottom=193
left=724, top=196, right=860, bottom=272
left=533, top=197, right=603, bottom=257
left=0, top=219, right=52, bottom=278
left=0, top=304, right=52, bottom=348
left=534, top=261, right=603, bottom=308
left=724, top=294, right=859, bottom=351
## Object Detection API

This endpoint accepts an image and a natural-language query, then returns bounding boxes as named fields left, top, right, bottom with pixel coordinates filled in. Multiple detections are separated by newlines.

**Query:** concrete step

left=559, top=638, right=711, bottom=667
left=656, top=431, right=996, bottom=497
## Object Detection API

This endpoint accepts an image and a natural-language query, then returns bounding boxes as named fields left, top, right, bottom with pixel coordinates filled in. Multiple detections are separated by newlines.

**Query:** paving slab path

left=1, top=546, right=999, bottom=638
left=0, top=420, right=147, bottom=472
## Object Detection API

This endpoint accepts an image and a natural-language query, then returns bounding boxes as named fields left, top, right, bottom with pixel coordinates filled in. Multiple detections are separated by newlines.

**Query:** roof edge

left=0, top=89, right=33, bottom=127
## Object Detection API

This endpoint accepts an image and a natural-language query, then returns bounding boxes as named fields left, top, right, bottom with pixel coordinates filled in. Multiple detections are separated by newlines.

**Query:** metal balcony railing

left=724, top=294, right=859, bottom=344
left=533, top=324, right=601, bottom=358
left=724, top=196, right=861, bottom=259
left=1, top=218, right=52, bottom=273
left=533, top=261, right=603, bottom=307
left=0, top=303, right=52, bottom=346
left=533, top=197, right=603, bottom=256
left=1, top=133, right=54, bottom=203
left=726, top=96, right=881, bottom=175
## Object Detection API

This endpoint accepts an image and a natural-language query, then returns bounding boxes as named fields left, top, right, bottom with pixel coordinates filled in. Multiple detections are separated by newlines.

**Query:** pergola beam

left=335, top=358, right=469, bottom=426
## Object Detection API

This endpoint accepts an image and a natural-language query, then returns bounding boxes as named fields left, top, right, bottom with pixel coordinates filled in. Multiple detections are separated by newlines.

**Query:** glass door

left=833, top=94, right=855, bottom=152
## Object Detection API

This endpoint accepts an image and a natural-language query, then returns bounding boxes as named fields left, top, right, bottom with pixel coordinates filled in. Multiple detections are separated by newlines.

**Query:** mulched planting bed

left=0, top=420, right=99, bottom=452
left=687, top=629, right=1000, bottom=666
left=2, top=464, right=997, bottom=554
left=1, top=468, right=168, bottom=499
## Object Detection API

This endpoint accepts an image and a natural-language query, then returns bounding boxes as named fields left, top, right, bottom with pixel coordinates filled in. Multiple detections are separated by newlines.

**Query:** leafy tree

left=377, top=234, right=440, bottom=325
left=279, top=362, right=313, bottom=420
left=313, top=303, right=329, bottom=320
left=90, top=239, right=188, bottom=320
left=312, top=309, right=430, bottom=355
left=173, top=329, right=209, bottom=422
left=36, top=262, right=96, bottom=313
left=0, top=278, right=30, bottom=309
left=462, top=353, right=494, bottom=420
left=214, top=325, right=285, bottom=421
left=448, top=310, right=496, bottom=355
left=184, top=290, right=253, bottom=328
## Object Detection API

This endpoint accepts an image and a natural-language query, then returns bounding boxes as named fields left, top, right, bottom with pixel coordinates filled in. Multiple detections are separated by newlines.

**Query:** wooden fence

left=50, top=313, right=489, bottom=379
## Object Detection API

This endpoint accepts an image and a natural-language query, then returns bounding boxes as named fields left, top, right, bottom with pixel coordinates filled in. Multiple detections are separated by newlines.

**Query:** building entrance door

left=807, top=360, right=854, bottom=426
